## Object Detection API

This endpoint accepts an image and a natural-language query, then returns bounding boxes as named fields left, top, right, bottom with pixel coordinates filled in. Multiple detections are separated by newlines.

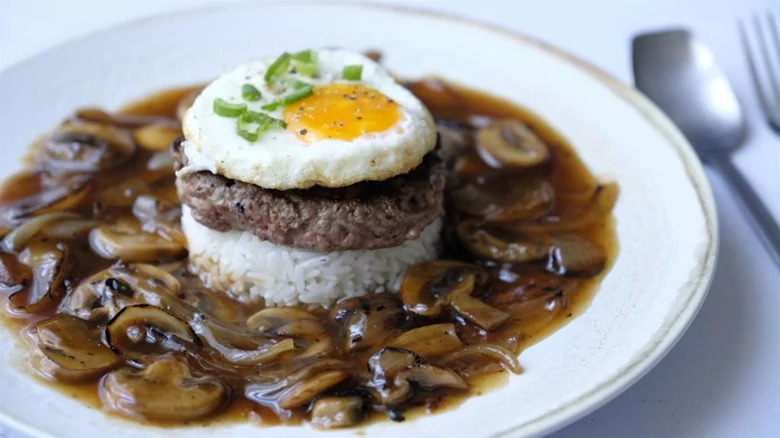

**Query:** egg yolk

left=283, top=84, right=400, bottom=143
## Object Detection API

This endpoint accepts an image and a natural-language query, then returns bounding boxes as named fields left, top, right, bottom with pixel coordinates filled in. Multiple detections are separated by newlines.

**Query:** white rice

left=181, top=206, right=442, bottom=307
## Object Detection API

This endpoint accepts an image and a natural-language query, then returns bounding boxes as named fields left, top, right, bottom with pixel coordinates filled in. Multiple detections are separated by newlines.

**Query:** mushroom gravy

left=0, top=80, right=617, bottom=428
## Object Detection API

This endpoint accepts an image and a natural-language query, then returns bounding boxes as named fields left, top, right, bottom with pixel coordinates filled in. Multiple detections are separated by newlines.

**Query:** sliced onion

left=441, top=344, right=522, bottom=374
left=10, top=241, right=71, bottom=313
left=190, top=316, right=296, bottom=366
left=0, top=174, right=91, bottom=228
left=41, top=218, right=101, bottom=240
left=1, top=212, right=80, bottom=253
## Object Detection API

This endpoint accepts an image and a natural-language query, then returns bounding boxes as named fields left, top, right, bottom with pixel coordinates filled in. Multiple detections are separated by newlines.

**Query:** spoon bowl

left=634, top=29, right=746, bottom=154
left=633, top=29, right=780, bottom=266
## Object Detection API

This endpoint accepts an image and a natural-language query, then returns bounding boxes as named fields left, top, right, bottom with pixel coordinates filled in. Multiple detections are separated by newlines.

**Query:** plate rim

left=0, top=2, right=718, bottom=437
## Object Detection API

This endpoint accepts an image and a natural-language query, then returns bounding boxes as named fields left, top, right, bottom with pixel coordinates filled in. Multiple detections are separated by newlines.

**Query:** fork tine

left=753, top=14, right=780, bottom=105
left=739, top=19, right=772, bottom=117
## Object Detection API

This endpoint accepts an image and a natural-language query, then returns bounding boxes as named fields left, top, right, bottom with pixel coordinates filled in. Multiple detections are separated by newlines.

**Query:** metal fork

left=739, top=12, right=780, bottom=133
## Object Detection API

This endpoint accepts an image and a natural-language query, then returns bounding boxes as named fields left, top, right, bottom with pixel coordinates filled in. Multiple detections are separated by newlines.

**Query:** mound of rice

left=181, top=206, right=442, bottom=307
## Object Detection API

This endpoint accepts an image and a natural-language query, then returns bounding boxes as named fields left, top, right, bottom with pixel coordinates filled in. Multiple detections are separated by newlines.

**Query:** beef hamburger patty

left=172, top=139, right=445, bottom=251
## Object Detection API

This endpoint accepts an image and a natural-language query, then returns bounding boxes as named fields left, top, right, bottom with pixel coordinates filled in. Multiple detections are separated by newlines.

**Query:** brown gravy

left=0, top=79, right=617, bottom=429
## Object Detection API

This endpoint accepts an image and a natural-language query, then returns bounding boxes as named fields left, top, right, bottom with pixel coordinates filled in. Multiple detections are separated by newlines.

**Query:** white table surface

left=1, top=0, right=779, bottom=437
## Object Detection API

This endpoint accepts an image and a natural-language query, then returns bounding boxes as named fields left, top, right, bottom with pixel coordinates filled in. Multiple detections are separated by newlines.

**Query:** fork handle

left=708, top=153, right=780, bottom=267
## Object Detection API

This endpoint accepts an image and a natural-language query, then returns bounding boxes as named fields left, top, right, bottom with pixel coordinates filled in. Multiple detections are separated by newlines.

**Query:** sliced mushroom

left=27, top=314, right=121, bottom=382
left=247, top=307, right=331, bottom=357
left=38, top=122, right=136, bottom=172
left=400, top=261, right=509, bottom=332
left=89, top=218, right=186, bottom=263
left=10, top=240, right=71, bottom=313
left=457, top=221, right=548, bottom=263
left=310, top=396, right=364, bottom=429
left=278, top=370, right=349, bottom=409
left=105, top=304, right=199, bottom=361
left=387, top=323, right=463, bottom=359
left=546, top=235, right=606, bottom=277
left=367, top=347, right=467, bottom=406
left=100, top=356, right=226, bottom=421
left=0, top=252, right=30, bottom=289
left=73, top=107, right=173, bottom=128
left=476, top=119, right=550, bottom=168
left=132, top=124, right=182, bottom=151
left=94, top=178, right=151, bottom=208
left=69, top=263, right=293, bottom=368
left=499, top=288, right=568, bottom=337
left=400, top=260, right=486, bottom=317
left=447, top=275, right=511, bottom=331
left=247, top=307, right=319, bottom=332
left=440, top=344, right=522, bottom=377
left=396, top=365, right=468, bottom=392
left=66, top=262, right=182, bottom=321
left=451, top=179, right=555, bottom=221
left=0, top=173, right=91, bottom=229
left=515, top=182, right=618, bottom=233
left=330, top=294, right=403, bottom=351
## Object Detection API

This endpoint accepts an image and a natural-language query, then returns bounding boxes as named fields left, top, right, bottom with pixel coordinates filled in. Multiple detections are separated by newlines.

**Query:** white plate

left=0, top=2, right=717, bottom=437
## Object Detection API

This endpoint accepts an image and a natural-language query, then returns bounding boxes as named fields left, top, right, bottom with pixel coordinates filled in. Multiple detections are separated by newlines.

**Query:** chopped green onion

left=213, top=98, right=247, bottom=117
left=237, top=121, right=261, bottom=142
left=342, top=65, right=363, bottom=81
left=264, top=52, right=292, bottom=83
left=241, top=84, right=262, bottom=101
left=291, top=49, right=316, bottom=63
left=287, top=78, right=311, bottom=90
left=296, top=62, right=318, bottom=77
left=261, top=84, right=314, bottom=111
left=236, top=111, right=287, bottom=142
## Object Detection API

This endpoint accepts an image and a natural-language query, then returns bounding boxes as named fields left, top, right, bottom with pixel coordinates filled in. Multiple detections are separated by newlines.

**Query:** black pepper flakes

left=299, top=129, right=308, bottom=135
left=235, top=202, right=245, bottom=214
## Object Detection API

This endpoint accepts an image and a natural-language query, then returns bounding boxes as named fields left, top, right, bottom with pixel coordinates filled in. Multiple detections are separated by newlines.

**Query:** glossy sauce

left=0, top=80, right=617, bottom=428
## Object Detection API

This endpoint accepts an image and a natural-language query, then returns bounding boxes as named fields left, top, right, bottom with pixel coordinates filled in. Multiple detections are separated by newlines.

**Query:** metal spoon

left=632, top=29, right=780, bottom=267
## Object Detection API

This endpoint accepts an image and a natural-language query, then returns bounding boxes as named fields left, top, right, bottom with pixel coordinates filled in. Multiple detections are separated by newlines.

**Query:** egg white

left=180, top=49, right=436, bottom=190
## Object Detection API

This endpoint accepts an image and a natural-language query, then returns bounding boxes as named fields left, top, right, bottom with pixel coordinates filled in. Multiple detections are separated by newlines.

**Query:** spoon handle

left=709, top=154, right=780, bottom=267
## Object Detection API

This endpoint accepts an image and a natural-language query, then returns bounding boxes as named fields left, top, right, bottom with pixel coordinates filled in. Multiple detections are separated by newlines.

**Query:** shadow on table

left=551, top=175, right=776, bottom=438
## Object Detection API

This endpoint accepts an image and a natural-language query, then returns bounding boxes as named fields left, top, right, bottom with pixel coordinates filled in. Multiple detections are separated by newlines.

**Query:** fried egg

left=181, top=49, right=436, bottom=190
